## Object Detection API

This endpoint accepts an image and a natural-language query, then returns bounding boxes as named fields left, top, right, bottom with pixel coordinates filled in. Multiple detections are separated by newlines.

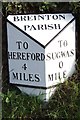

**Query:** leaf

left=0, top=92, right=4, bottom=98
left=5, top=97, right=10, bottom=103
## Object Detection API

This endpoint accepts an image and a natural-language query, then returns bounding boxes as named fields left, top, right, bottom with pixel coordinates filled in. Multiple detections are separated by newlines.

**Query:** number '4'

left=22, top=64, right=27, bottom=70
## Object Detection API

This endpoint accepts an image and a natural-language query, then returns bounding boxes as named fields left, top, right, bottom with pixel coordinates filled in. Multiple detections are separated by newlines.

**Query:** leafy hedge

left=2, top=2, right=80, bottom=15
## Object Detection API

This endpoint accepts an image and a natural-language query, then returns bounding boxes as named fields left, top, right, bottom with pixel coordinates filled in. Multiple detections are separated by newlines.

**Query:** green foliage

left=2, top=61, right=80, bottom=119
left=48, top=80, right=80, bottom=119
left=2, top=2, right=80, bottom=15
left=70, top=2, right=80, bottom=13
left=1, top=72, right=80, bottom=119
left=2, top=89, right=43, bottom=119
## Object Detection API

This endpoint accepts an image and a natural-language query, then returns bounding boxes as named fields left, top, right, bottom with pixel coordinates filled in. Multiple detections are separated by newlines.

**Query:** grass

left=1, top=62, right=80, bottom=119
left=1, top=68, right=80, bottom=120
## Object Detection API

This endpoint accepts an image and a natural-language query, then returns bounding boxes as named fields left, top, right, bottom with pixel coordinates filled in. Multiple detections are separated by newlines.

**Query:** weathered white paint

left=7, top=13, right=75, bottom=101
left=7, top=14, right=74, bottom=46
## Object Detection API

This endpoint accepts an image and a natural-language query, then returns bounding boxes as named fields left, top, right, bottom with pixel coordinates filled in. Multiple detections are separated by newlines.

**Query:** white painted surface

left=45, top=20, right=75, bottom=87
left=7, top=23, right=45, bottom=87
left=17, top=86, right=57, bottom=101
left=7, top=13, right=75, bottom=101
left=7, top=14, right=74, bottom=46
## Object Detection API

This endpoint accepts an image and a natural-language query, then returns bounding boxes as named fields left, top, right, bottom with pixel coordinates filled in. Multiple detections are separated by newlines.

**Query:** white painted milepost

left=7, top=13, right=76, bottom=101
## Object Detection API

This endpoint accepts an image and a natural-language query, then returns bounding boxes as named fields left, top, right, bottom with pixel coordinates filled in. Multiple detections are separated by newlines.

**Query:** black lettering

left=52, top=53, right=55, bottom=59
left=58, top=40, right=63, bottom=48
left=54, top=24, right=61, bottom=29
left=48, top=71, right=67, bottom=81
left=36, top=53, right=40, bottom=61
left=59, top=15, right=65, bottom=20
left=17, top=52, right=22, bottom=59
left=61, top=51, right=66, bottom=57
left=44, top=24, right=47, bottom=30
left=38, top=15, right=44, bottom=20
left=12, top=72, right=18, bottom=79
left=14, top=14, right=65, bottom=22
left=58, top=72, right=61, bottom=80
left=14, top=16, right=20, bottom=21
left=48, top=74, right=53, bottom=81
left=8, top=52, right=13, bottom=59
left=70, top=49, right=74, bottom=56
left=31, top=53, right=35, bottom=60
left=45, top=14, right=51, bottom=20
left=23, top=42, right=28, bottom=49
left=27, top=15, right=33, bottom=21
left=48, top=24, right=54, bottom=30
left=63, top=71, right=67, bottom=78
left=16, top=41, right=22, bottom=49
left=58, top=24, right=61, bottom=29
left=24, top=25, right=30, bottom=31
left=19, top=73, right=22, bottom=80
left=26, top=53, right=31, bottom=60
left=63, top=40, right=68, bottom=47
left=52, top=15, right=58, bottom=20
left=29, top=74, right=34, bottom=82
left=38, top=24, right=44, bottom=30
left=30, top=25, right=36, bottom=30
left=54, top=52, right=60, bottom=59
left=52, top=52, right=61, bottom=59
left=59, top=61, right=63, bottom=68
left=41, top=53, right=45, bottom=61
left=46, top=53, right=51, bottom=61
left=35, top=74, right=40, bottom=82
left=22, top=64, right=27, bottom=70
left=13, top=52, right=17, bottom=59
left=21, top=16, right=26, bottom=21
left=22, top=53, right=26, bottom=60
left=54, top=24, right=57, bottom=29
left=55, top=73, right=57, bottom=80
left=12, top=72, right=41, bottom=82
left=34, top=15, right=37, bottom=20
left=66, top=51, right=70, bottom=57
left=23, top=73, right=28, bottom=81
